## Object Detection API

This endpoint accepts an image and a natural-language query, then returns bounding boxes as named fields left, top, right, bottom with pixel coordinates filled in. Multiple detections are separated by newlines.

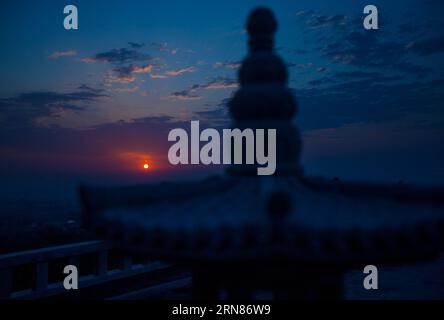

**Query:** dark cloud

left=196, top=98, right=230, bottom=125
left=77, top=84, right=104, bottom=94
left=130, top=115, right=174, bottom=124
left=0, top=114, right=191, bottom=175
left=110, top=64, right=154, bottom=83
left=293, top=9, right=443, bottom=82
left=306, top=14, right=347, bottom=29
left=214, top=61, right=241, bottom=69
left=287, top=62, right=313, bottom=69
left=128, top=42, right=144, bottom=49
left=84, top=43, right=194, bottom=85
left=195, top=108, right=229, bottom=127
left=321, top=31, right=405, bottom=67
left=317, top=29, right=433, bottom=78
left=167, top=77, right=238, bottom=101
left=296, top=75, right=444, bottom=132
left=167, top=90, right=201, bottom=101
left=0, top=87, right=107, bottom=128
left=82, top=46, right=151, bottom=65
left=196, top=77, right=239, bottom=90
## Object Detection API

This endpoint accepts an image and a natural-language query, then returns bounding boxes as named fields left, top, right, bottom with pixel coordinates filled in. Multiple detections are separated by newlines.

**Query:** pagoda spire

left=228, top=7, right=302, bottom=176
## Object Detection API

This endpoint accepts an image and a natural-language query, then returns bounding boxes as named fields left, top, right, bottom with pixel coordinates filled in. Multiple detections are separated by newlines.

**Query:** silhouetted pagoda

left=80, top=7, right=444, bottom=299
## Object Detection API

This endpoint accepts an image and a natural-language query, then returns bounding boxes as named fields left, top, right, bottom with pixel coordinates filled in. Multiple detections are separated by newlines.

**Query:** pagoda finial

left=247, top=7, right=277, bottom=52
left=227, top=7, right=302, bottom=176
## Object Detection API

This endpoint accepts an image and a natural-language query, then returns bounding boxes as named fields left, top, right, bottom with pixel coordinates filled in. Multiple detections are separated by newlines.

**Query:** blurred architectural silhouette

left=77, top=7, right=444, bottom=299
left=2, top=7, right=444, bottom=300
left=78, top=7, right=444, bottom=300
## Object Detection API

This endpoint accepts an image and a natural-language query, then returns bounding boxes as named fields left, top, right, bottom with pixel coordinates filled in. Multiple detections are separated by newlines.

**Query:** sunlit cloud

left=165, top=66, right=196, bottom=76
left=105, top=71, right=136, bottom=84
left=214, top=61, right=241, bottom=69
left=81, top=46, right=151, bottom=64
left=49, top=50, right=77, bottom=59
left=132, top=64, right=154, bottom=73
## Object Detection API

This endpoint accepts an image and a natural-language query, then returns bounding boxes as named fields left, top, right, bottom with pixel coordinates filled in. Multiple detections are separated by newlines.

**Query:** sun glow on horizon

left=115, top=151, right=158, bottom=172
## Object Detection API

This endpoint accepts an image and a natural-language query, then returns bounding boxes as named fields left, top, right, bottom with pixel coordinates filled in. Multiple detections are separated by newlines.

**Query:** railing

left=0, top=240, right=174, bottom=299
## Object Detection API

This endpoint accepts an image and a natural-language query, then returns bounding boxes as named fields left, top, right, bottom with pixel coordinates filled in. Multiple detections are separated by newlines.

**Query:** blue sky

left=1, top=0, right=444, bottom=184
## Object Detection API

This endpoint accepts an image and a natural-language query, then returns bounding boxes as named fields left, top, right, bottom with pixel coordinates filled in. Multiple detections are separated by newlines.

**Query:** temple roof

left=80, top=174, right=444, bottom=264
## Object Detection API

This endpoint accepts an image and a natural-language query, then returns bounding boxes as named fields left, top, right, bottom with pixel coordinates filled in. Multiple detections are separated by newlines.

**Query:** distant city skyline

left=1, top=0, right=444, bottom=185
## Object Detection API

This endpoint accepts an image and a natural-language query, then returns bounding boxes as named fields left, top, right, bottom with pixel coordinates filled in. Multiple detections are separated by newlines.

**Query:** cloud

left=81, top=43, right=193, bottom=87
left=77, top=84, right=106, bottom=94
left=112, top=86, right=139, bottom=94
left=0, top=86, right=108, bottom=128
left=81, top=44, right=154, bottom=87
left=319, top=30, right=431, bottom=76
left=149, top=42, right=179, bottom=55
left=287, top=62, right=328, bottom=73
left=149, top=73, right=168, bottom=79
left=198, top=77, right=239, bottom=90
left=82, top=46, right=151, bottom=64
left=165, top=90, right=201, bottom=101
left=108, top=64, right=154, bottom=84
left=288, top=62, right=313, bottom=69
left=128, top=42, right=144, bottom=49
left=307, top=70, right=403, bottom=87
left=295, top=10, right=315, bottom=17
left=295, top=10, right=348, bottom=30
left=214, top=61, right=241, bottom=69
left=132, top=64, right=154, bottom=73
left=316, top=67, right=328, bottom=73
left=306, top=14, right=347, bottom=29
left=104, top=63, right=154, bottom=85
left=295, top=74, right=444, bottom=133
left=293, top=9, right=441, bottom=82
left=195, top=99, right=230, bottom=126
left=49, top=50, right=77, bottom=59
left=165, top=67, right=196, bottom=76
left=320, top=31, right=406, bottom=68
left=105, top=71, right=136, bottom=84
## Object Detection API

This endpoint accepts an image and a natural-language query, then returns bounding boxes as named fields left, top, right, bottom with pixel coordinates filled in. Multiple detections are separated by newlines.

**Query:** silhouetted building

left=80, top=7, right=444, bottom=299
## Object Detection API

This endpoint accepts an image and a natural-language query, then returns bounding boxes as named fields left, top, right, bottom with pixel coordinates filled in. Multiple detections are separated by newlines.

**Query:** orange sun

left=143, top=163, right=149, bottom=170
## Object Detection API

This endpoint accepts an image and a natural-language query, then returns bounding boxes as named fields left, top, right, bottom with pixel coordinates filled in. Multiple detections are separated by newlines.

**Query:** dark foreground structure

left=79, top=8, right=444, bottom=299
left=1, top=7, right=444, bottom=300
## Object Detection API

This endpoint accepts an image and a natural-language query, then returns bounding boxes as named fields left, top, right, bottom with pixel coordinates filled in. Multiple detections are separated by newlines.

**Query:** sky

left=1, top=0, right=444, bottom=188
